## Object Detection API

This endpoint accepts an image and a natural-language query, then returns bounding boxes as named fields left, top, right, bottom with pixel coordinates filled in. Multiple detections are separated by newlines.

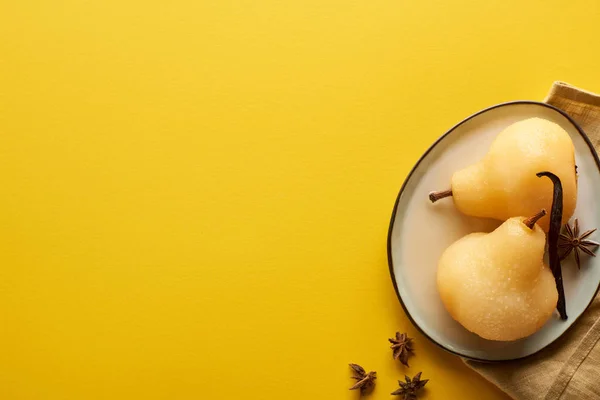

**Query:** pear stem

left=428, top=189, right=453, bottom=203
left=523, top=209, right=547, bottom=230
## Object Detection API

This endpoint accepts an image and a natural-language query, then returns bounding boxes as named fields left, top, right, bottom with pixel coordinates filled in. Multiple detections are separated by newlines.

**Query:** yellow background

left=1, top=1, right=600, bottom=399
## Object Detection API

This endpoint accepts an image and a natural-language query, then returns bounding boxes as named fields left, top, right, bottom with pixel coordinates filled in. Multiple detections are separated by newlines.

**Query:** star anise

left=391, top=372, right=428, bottom=399
left=389, top=332, right=414, bottom=366
left=559, top=218, right=599, bottom=269
left=348, top=363, right=376, bottom=393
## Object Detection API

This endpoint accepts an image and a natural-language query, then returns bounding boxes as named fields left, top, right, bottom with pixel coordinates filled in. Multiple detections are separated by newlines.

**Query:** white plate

left=387, top=101, right=600, bottom=361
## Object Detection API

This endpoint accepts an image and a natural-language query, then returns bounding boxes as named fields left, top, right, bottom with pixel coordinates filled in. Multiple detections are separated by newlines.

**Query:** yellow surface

left=1, top=1, right=600, bottom=399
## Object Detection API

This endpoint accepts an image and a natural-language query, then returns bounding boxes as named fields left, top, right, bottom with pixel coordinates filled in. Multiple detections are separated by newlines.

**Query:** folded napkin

left=465, top=82, right=600, bottom=400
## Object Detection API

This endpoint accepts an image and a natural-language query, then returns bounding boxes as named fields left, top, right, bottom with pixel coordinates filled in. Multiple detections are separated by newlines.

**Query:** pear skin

left=437, top=216, right=558, bottom=341
left=448, top=118, right=577, bottom=232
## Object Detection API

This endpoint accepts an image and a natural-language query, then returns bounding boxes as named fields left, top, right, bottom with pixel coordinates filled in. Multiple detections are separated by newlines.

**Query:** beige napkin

left=465, top=82, right=600, bottom=400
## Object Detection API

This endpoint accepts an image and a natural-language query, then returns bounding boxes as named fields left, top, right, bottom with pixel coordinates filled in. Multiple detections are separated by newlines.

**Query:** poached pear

left=430, top=118, right=577, bottom=232
left=437, top=210, right=558, bottom=341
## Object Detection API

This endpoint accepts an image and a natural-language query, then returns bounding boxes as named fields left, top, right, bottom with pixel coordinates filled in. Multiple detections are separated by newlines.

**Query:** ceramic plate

left=387, top=101, right=600, bottom=361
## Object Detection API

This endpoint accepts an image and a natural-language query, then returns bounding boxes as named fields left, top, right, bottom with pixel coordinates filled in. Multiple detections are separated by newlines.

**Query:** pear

left=437, top=210, right=558, bottom=341
left=430, top=118, right=577, bottom=232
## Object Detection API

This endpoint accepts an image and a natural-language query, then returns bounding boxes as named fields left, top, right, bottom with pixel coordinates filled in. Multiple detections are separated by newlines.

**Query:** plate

left=387, top=101, right=600, bottom=361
